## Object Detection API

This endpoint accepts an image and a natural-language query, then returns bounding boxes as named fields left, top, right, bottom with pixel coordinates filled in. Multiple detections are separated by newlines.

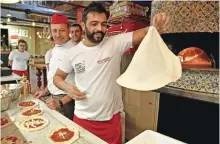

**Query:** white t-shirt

left=59, top=32, right=133, bottom=121
left=47, top=40, right=76, bottom=95
left=45, top=49, right=52, bottom=64
left=8, top=50, right=30, bottom=71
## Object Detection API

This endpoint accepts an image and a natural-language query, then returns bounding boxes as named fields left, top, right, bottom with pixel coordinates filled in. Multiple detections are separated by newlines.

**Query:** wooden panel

left=120, top=50, right=160, bottom=140
left=123, top=89, right=160, bottom=140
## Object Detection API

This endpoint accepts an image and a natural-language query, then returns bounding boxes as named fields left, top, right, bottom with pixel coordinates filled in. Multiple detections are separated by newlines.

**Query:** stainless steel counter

left=155, top=86, right=219, bottom=104
left=0, top=74, right=22, bottom=82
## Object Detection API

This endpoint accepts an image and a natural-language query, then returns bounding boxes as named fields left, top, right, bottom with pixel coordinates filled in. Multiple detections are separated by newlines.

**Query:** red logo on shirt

left=97, top=57, right=111, bottom=64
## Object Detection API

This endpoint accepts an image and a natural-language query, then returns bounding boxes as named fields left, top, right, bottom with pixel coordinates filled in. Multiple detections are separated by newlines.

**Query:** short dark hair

left=70, top=23, right=82, bottom=32
left=18, top=39, right=26, bottom=45
left=17, top=39, right=28, bottom=50
left=82, top=2, right=109, bottom=23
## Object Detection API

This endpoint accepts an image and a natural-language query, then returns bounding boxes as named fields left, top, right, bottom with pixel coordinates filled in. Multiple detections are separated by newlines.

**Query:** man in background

left=34, top=13, right=76, bottom=120
left=8, top=39, right=30, bottom=79
left=69, top=23, right=83, bottom=43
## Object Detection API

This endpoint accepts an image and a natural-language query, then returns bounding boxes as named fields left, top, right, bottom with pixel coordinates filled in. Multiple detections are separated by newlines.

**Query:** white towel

left=116, top=26, right=182, bottom=91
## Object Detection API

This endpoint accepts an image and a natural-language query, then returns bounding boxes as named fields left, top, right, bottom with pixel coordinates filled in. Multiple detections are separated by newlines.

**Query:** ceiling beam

left=1, top=16, right=49, bottom=24
left=57, top=0, right=86, bottom=8
left=1, top=3, right=76, bottom=20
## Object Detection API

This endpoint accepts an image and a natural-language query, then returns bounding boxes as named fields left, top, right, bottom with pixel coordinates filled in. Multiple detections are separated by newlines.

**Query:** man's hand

left=66, top=85, right=86, bottom=101
left=132, top=12, right=171, bottom=46
left=33, top=90, right=47, bottom=98
left=46, top=98, right=60, bottom=110
left=152, top=12, right=170, bottom=34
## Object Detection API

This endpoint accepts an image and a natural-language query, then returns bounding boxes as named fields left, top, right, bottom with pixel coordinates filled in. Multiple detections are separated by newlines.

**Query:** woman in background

left=8, top=39, right=30, bottom=79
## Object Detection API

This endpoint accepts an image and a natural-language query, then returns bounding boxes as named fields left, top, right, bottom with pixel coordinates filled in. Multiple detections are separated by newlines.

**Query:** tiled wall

left=168, top=69, right=219, bottom=94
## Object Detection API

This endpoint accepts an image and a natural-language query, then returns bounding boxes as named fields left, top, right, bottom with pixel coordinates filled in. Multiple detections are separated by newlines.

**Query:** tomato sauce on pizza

left=1, top=136, right=20, bottom=144
left=50, top=128, right=75, bottom=142
left=22, top=109, right=42, bottom=116
left=1, top=118, right=8, bottom=126
left=18, top=101, right=36, bottom=107
left=24, top=118, right=45, bottom=128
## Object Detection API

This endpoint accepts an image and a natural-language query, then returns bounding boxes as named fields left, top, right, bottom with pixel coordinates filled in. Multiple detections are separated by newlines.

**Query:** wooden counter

left=29, top=64, right=47, bottom=88
left=0, top=51, right=11, bottom=54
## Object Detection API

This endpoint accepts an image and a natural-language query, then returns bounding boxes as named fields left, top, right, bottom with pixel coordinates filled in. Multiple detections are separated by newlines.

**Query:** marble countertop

left=0, top=74, right=22, bottom=82
left=1, top=96, right=107, bottom=144
left=155, top=86, right=219, bottom=104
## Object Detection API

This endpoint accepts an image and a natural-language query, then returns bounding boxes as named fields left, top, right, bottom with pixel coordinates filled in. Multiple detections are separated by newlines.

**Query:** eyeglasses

left=19, top=45, right=26, bottom=47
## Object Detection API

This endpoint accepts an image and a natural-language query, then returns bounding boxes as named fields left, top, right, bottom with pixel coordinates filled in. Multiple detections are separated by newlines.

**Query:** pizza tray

left=126, top=130, right=186, bottom=144
left=1, top=96, right=107, bottom=144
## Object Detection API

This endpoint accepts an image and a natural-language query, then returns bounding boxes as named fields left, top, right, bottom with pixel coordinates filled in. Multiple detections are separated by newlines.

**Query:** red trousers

left=12, top=70, right=29, bottom=80
left=73, top=113, right=122, bottom=144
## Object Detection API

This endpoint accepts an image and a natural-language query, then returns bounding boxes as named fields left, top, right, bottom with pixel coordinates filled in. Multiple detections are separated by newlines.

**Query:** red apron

left=12, top=70, right=29, bottom=80
left=73, top=112, right=122, bottom=144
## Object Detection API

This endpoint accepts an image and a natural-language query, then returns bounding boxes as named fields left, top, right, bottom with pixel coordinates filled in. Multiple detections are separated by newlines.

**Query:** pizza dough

left=1, top=135, right=23, bottom=144
left=19, top=108, right=43, bottom=118
left=47, top=127, right=79, bottom=144
left=1, top=117, right=15, bottom=128
left=19, top=116, right=49, bottom=132
left=117, top=26, right=182, bottom=91
left=17, top=100, right=37, bottom=109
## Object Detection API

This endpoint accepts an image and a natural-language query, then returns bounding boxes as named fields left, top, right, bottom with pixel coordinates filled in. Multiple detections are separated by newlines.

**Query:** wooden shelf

left=0, top=51, right=11, bottom=54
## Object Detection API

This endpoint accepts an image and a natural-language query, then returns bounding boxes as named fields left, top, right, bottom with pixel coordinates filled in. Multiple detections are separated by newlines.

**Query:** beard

left=85, top=26, right=105, bottom=44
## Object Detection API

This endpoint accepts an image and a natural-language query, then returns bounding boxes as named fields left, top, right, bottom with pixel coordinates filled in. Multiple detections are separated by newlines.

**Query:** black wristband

left=58, top=99, right=64, bottom=108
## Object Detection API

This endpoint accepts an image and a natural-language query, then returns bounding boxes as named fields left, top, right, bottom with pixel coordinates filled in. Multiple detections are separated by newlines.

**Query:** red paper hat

left=51, top=13, right=68, bottom=24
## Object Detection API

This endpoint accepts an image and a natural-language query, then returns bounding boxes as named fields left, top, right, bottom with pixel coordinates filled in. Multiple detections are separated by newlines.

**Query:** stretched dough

left=117, top=26, right=182, bottom=91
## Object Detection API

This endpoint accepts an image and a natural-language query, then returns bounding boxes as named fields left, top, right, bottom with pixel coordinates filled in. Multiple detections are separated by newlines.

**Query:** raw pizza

left=17, top=100, right=37, bottom=109
left=19, top=116, right=49, bottom=132
left=1, top=135, right=23, bottom=144
left=1, top=117, right=15, bottom=128
left=20, top=108, right=43, bottom=117
left=47, top=127, right=79, bottom=144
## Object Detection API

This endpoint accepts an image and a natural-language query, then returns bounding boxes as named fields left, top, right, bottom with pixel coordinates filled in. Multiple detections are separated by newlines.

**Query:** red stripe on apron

left=73, top=112, right=122, bottom=144
left=12, top=70, right=29, bottom=80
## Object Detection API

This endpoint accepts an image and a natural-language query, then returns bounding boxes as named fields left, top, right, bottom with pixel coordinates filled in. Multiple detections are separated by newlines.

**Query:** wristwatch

left=58, top=99, right=64, bottom=108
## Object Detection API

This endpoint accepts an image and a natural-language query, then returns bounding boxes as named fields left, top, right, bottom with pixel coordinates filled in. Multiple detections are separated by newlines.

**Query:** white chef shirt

left=8, top=50, right=30, bottom=71
left=45, top=49, right=52, bottom=64
left=47, top=40, right=76, bottom=95
left=59, top=32, right=133, bottom=121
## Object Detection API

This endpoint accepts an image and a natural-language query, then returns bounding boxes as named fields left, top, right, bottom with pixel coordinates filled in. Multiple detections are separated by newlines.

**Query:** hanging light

left=36, top=25, right=50, bottom=39
left=32, top=22, right=35, bottom=26
left=47, top=35, right=51, bottom=39
left=0, top=0, right=20, bottom=4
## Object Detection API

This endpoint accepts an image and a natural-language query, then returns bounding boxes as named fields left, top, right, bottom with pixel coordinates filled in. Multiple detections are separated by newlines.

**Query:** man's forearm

left=132, top=27, right=149, bottom=46
left=60, top=95, right=73, bottom=105
left=44, top=86, right=49, bottom=93
left=8, top=60, right=12, bottom=66
left=53, top=75, right=71, bottom=92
